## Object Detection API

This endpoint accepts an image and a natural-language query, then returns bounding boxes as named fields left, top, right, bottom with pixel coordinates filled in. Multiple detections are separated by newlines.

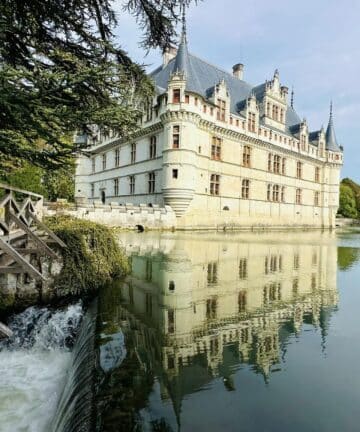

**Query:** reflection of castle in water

left=111, top=232, right=338, bottom=425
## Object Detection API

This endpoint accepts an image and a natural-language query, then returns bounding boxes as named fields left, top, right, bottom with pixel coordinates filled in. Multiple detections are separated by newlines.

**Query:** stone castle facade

left=75, top=24, right=343, bottom=230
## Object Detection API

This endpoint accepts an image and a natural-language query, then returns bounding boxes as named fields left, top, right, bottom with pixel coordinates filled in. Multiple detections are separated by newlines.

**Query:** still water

left=1, top=230, right=360, bottom=431
left=96, top=230, right=360, bottom=432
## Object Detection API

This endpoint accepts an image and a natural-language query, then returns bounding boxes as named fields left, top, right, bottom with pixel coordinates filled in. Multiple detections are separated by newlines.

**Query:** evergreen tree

left=0, top=0, right=196, bottom=170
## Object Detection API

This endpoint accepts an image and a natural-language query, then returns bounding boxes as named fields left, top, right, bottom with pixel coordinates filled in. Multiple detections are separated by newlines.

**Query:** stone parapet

left=44, top=202, right=177, bottom=230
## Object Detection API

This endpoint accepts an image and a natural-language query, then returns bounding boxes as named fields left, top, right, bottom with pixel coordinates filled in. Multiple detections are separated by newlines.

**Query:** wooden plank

left=0, top=322, right=13, bottom=339
left=0, top=266, right=24, bottom=274
left=0, top=182, right=43, bottom=199
left=0, top=238, right=44, bottom=280
left=30, top=213, right=67, bottom=248
left=9, top=212, right=58, bottom=259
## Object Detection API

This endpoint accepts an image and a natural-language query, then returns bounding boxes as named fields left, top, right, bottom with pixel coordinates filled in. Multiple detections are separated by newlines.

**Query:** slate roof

left=151, top=36, right=341, bottom=147
left=325, top=108, right=341, bottom=152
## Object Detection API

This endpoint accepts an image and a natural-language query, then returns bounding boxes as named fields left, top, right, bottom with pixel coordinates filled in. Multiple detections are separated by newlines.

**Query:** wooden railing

left=0, top=183, right=66, bottom=281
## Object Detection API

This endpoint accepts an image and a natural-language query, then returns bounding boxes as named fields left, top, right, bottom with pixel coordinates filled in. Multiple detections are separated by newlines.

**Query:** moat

left=1, top=229, right=360, bottom=431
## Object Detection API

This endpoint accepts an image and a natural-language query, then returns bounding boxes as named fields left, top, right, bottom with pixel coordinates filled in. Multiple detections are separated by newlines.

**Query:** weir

left=51, top=301, right=98, bottom=432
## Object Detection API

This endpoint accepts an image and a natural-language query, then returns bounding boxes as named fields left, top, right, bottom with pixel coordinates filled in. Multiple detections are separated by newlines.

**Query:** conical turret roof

left=325, top=103, right=341, bottom=152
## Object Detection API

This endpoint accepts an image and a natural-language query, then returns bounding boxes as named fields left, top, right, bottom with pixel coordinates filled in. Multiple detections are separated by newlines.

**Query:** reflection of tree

left=338, top=247, right=360, bottom=271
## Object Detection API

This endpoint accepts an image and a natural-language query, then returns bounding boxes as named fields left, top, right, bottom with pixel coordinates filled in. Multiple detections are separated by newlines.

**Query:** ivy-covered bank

left=0, top=217, right=130, bottom=314
left=47, top=216, right=130, bottom=295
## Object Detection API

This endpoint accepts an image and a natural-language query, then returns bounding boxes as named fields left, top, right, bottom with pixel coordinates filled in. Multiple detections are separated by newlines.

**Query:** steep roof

left=326, top=104, right=341, bottom=152
left=151, top=37, right=303, bottom=135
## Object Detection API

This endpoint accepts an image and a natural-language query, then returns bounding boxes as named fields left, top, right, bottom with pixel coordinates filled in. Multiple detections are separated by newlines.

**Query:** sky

left=114, top=0, right=360, bottom=182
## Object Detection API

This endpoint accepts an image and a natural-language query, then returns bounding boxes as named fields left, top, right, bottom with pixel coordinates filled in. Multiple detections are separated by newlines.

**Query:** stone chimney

left=232, top=63, right=244, bottom=80
left=163, top=46, right=177, bottom=68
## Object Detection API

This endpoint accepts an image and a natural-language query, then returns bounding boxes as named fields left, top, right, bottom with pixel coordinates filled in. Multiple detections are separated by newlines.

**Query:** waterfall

left=0, top=302, right=83, bottom=432
left=51, top=300, right=98, bottom=432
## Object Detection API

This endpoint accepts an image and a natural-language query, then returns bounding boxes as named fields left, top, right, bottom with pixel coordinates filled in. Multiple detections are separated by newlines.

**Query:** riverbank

left=0, top=217, right=130, bottom=316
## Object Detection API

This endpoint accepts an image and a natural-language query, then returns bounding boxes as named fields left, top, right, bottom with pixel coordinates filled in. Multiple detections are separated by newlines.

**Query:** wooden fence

left=0, top=183, right=66, bottom=281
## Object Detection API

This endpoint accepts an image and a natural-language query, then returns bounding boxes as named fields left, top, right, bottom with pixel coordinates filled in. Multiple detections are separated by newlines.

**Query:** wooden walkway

left=0, top=183, right=68, bottom=337
left=0, top=183, right=66, bottom=281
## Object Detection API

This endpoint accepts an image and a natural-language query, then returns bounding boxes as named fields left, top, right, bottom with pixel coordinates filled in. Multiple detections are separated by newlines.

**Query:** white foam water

left=0, top=303, right=83, bottom=432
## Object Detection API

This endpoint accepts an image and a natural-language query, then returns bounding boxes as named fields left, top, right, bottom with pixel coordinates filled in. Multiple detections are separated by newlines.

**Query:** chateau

left=75, top=21, right=343, bottom=230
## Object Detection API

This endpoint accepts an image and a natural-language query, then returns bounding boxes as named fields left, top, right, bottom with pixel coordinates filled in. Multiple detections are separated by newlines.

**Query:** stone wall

left=44, top=201, right=177, bottom=230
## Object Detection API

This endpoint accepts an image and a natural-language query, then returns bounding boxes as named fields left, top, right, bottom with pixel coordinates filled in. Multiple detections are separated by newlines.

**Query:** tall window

left=266, top=102, right=270, bottom=116
left=145, top=293, right=152, bottom=316
left=148, top=172, right=155, bottom=194
left=314, top=191, right=320, bottom=206
left=92, top=158, right=96, bottom=173
left=172, top=88, right=180, bottom=103
left=296, top=161, right=302, bottom=179
left=145, top=98, right=152, bottom=121
left=131, top=143, right=136, bottom=164
left=273, top=155, right=281, bottom=174
left=315, top=167, right=320, bottom=183
left=272, top=184, right=280, bottom=202
left=241, top=179, right=250, bottom=199
left=210, top=174, right=220, bottom=196
left=129, top=175, right=135, bottom=195
left=206, top=298, right=217, bottom=319
left=149, top=136, right=156, bottom=159
left=238, top=291, right=247, bottom=312
left=296, top=188, right=302, bottom=204
left=185, top=94, right=190, bottom=103
left=267, top=184, right=272, bottom=201
left=268, top=153, right=273, bottom=171
left=207, top=262, right=218, bottom=285
left=243, top=146, right=251, bottom=167
left=217, top=98, right=226, bottom=121
left=211, top=137, right=221, bottom=160
left=168, top=309, right=175, bottom=333
left=115, top=148, right=120, bottom=167
left=113, top=178, right=119, bottom=196
left=172, top=125, right=180, bottom=149
left=239, top=259, right=248, bottom=279
left=102, top=153, right=107, bottom=170
left=281, top=186, right=285, bottom=202
left=300, top=135, right=306, bottom=151
left=248, top=113, right=256, bottom=132
left=91, top=183, right=95, bottom=198
left=280, top=108, right=284, bottom=123
left=282, top=158, right=286, bottom=175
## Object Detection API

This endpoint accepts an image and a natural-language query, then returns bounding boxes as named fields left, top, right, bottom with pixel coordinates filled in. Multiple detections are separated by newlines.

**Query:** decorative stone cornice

left=198, top=119, right=333, bottom=165
left=160, top=110, right=201, bottom=126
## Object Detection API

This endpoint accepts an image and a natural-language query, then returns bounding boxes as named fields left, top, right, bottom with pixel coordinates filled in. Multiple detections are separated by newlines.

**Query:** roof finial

left=329, top=100, right=333, bottom=122
left=291, top=86, right=294, bottom=108
left=181, top=3, right=187, bottom=43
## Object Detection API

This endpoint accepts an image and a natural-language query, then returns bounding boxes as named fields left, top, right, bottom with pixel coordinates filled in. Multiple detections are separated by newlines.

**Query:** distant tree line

left=338, top=178, right=360, bottom=219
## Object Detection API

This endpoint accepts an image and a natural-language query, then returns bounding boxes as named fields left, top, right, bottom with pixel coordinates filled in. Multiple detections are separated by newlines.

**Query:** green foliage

left=342, top=178, right=360, bottom=215
left=0, top=161, right=75, bottom=201
left=338, top=247, right=360, bottom=271
left=46, top=216, right=130, bottom=296
left=339, top=184, right=358, bottom=218
left=0, top=163, right=46, bottom=196
left=0, top=0, right=196, bottom=170
left=338, top=178, right=360, bottom=219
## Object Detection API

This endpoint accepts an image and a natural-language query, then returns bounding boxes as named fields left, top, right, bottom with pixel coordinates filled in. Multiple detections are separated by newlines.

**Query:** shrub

left=46, top=216, right=130, bottom=296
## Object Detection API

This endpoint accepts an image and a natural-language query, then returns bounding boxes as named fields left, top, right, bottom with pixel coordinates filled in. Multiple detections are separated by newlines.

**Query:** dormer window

left=172, top=89, right=180, bottom=103
left=248, top=113, right=256, bottom=132
left=217, top=98, right=226, bottom=122
left=280, top=109, right=284, bottom=123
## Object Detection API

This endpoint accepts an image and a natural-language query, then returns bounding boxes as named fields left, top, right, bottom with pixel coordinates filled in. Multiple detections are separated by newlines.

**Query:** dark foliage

left=0, top=0, right=196, bottom=170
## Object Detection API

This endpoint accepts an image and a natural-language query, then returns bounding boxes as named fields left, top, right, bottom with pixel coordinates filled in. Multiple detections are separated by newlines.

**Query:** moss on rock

left=46, top=216, right=130, bottom=297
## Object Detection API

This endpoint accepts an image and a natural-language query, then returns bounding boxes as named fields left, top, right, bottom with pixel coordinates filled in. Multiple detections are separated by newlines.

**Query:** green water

left=95, top=230, right=360, bottom=432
